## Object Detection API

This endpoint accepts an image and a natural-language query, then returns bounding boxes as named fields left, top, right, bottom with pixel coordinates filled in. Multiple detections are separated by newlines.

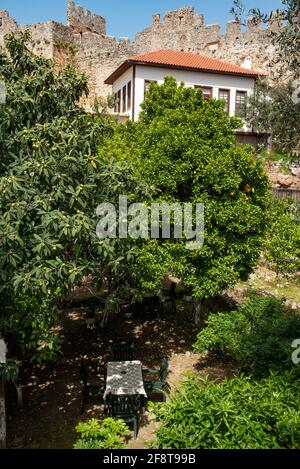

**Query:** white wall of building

left=111, top=66, right=134, bottom=119
left=134, top=65, right=255, bottom=121
left=111, top=64, right=256, bottom=123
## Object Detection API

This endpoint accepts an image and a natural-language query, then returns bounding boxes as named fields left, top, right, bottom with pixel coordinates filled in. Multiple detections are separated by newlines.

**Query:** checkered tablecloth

left=104, top=361, right=147, bottom=400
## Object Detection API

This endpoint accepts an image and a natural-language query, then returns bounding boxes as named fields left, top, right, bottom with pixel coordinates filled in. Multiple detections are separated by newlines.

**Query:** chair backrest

left=80, top=362, right=89, bottom=386
left=142, top=296, right=160, bottom=314
left=108, top=394, right=140, bottom=418
left=170, top=282, right=176, bottom=297
left=112, top=341, right=134, bottom=361
left=159, top=357, right=169, bottom=383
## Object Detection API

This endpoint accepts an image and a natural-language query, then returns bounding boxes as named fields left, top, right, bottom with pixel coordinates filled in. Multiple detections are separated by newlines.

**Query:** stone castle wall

left=0, top=2, right=284, bottom=105
left=0, top=10, right=18, bottom=48
left=67, top=1, right=106, bottom=35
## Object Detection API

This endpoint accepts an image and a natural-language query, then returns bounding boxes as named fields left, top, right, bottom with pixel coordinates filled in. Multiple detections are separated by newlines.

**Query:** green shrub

left=194, top=296, right=300, bottom=376
left=73, top=418, right=130, bottom=450
left=151, top=371, right=300, bottom=449
left=0, top=360, right=19, bottom=383
left=264, top=198, right=300, bottom=274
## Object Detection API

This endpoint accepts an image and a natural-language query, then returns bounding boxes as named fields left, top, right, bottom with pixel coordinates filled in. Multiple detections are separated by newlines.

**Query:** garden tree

left=232, top=1, right=300, bottom=154
left=100, top=77, right=271, bottom=319
left=240, top=79, right=300, bottom=153
left=0, top=32, right=145, bottom=362
left=231, top=0, right=300, bottom=78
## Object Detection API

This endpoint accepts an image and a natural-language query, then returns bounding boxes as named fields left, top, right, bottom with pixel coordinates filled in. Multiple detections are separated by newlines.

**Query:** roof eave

left=104, top=61, right=133, bottom=85
left=134, top=61, right=262, bottom=78
left=105, top=59, right=263, bottom=85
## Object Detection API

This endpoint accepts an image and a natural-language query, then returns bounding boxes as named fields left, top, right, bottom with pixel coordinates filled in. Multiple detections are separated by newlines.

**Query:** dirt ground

left=6, top=301, right=236, bottom=449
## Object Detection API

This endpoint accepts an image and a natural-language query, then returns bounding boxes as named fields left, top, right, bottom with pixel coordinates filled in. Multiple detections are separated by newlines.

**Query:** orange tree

left=100, top=77, right=271, bottom=315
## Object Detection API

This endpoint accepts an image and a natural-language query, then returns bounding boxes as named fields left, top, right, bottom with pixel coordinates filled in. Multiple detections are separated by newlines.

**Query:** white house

left=105, top=49, right=265, bottom=144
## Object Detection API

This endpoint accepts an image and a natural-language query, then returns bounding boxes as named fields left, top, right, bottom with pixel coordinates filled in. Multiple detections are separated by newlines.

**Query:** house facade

left=105, top=49, right=265, bottom=145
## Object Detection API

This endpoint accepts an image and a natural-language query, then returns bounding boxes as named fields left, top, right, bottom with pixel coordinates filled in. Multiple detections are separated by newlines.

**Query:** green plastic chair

left=112, top=341, right=134, bottom=361
left=80, top=362, right=106, bottom=414
left=143, top=357, right=169, bottom=400
left=106, top=394, right=141, bottom=439
left=160, top=282, right=177, bottom=314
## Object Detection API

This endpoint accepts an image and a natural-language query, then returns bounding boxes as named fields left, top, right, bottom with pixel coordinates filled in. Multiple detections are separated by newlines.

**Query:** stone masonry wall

left=0, top=2, right=284, bottom=105
left=67, top=1, right=106, bottom=35
left=0, top=10, right=18, bottom=48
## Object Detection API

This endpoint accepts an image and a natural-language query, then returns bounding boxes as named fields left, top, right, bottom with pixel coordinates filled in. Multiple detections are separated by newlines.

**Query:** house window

left=127, top=81, right=132, bottom=110
left=0, top=18, right=3, bottom=28
left=235, top=90, right=247, bottom=116
left=219, top=89, right=230, bottom=114
left=114, top=93, right=118, bottom=112
left=114, top=89, right=121, bottom=113
left=144, top=80, right=157, bottom=98
left=122, top=85, right=127, bottom=113
left=195, top=86, right=213, bottom=101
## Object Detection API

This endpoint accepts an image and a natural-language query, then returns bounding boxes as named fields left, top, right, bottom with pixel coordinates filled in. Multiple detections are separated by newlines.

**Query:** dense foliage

left=232, top=1, right=300, bottom=154
left=151, top=370, right=300, bottom=449
left=241, top=79, right=300, bottom=154
left=101, top=77, right=271, bottom=299
left=194, top=296, right=300, bottom=376
left=231, top=0, right=300, bottom=77
left=0, top=34, right=271, bottom=359
left=74, top=418, right=130, bottom=449
left=0, top=32, right=144, bottom=360
left=264, top=198, right=300, bottom=273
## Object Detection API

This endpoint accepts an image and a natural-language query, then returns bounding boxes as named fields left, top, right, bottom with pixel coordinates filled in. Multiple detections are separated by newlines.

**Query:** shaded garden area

left=0, top=19, right=299, bottom=450
left=6, top=303, right=204, bottom=449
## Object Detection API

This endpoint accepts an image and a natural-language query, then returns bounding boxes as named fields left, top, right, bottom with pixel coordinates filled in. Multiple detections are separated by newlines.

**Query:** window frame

left=235, top=90, right=247, bottom=116
left=116, top=89, right=121, bottom=113
left=194, top=85, right=213, bottom=101
left=127, top=81, right=132, bottom=111
left=113, top=92, right=118, bottom=113
left=218, top=88, right=231, bottom=115
left=122, top=85, right=127, bottom=113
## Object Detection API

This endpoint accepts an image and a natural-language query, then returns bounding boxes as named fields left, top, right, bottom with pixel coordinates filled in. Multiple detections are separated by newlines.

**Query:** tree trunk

left=0, top=380, right=6, bottom=449
left=267, top=132, right=273, bottom=155
left=192, top=298, right=211, bottom=326
left=192, top=298, right=203, bottom=325
left=15, top=384, right=23, bottom=408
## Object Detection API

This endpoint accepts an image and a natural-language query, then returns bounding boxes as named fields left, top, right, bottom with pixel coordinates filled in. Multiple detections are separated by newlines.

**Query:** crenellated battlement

left=67, top=1, right=106, bottom=35
left=0, top=10, right=9, bottom=19
left=0, top=10, right=18, bottom=48
left=163, top=7, right=201, bottom=26
left=0, top=3, right=285, bottom=105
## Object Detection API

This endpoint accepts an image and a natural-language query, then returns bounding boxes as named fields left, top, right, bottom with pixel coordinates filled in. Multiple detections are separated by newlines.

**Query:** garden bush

left=74, top=418, right=130, bottom=449
left=264, top=198, right=300, bottom=274
left=194, top=296, right=300, bottom=376
left=151, top=371, right=300, bottom=449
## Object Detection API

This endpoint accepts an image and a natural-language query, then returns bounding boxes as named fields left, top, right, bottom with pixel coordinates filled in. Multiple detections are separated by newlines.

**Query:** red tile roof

left=105, top=49, right=263, bottom=84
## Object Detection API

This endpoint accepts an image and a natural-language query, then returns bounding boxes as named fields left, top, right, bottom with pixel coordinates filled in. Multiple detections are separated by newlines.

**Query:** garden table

left=104, top=360, right=147, bottom=401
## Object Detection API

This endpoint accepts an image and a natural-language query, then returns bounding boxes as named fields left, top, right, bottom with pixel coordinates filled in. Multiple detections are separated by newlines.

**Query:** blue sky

left=1, top=1, right=283, bottom=40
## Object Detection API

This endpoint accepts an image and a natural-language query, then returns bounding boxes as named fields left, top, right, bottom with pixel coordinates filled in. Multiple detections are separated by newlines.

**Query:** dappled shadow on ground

left=193, top=353, right=239, bottom=382
left=6, top=302, right=200, bottom=449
